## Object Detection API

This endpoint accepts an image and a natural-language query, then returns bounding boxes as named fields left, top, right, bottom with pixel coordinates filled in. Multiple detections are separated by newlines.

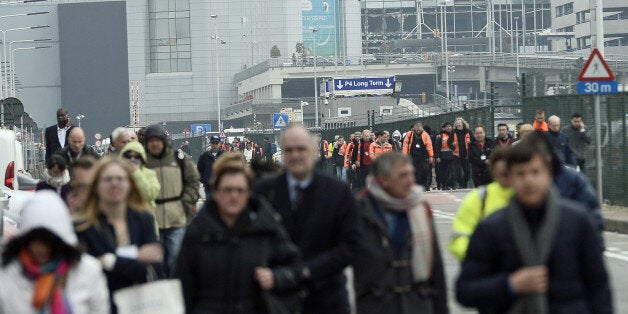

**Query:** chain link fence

left=522, top=93, right=628, bottom=206
left=316, top=106, right=495, bottom=141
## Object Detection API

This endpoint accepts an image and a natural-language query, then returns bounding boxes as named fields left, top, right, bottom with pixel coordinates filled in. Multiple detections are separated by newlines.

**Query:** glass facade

left=148, top=0, right=192, bottom=73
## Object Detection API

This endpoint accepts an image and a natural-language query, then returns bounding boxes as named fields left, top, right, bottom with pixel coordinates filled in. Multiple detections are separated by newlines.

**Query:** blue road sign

left=191, top=124, right=211, bottom=135
left=577, top=81, right=618, bottom=95
left=333, top=77, right=395, bottom=96
left=273, top=113, right=289, bottom=130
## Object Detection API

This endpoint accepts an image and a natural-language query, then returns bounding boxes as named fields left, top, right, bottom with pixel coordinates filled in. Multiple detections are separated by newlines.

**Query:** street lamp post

left=11, top=45, right=51, bottom=97
left=1, top=25, right=50, bottom=96
left=9, top=38, right=51, bottom=96
left=440, top=1, right=451, bottom=103
left=515, top=17, right=520, bottom=78
left=311, top=27, right=319, bottom=128
left=76, top=114, right=85, bottom=127
left=0, top=10, right=48, bottom=121
left=210, top=14, right=225, bottom=132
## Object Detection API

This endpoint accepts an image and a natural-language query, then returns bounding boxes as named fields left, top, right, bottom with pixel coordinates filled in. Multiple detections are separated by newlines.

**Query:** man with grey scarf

left=456, top=136, right=612, bottom=314
left=353, top=152, right=448, bottom=314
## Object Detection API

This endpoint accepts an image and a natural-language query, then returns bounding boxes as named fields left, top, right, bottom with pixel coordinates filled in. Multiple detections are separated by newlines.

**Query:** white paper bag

left=113, top=279, right=184, bottom=314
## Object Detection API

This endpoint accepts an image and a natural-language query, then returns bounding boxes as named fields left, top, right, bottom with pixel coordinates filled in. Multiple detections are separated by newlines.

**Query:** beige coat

left=145, top=145, right=200, bottom=229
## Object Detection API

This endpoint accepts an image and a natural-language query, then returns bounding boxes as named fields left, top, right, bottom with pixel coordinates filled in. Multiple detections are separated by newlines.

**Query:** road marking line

left=604, top=251, right=628, bottom=262
left=606, top=247, right=621, bottom=252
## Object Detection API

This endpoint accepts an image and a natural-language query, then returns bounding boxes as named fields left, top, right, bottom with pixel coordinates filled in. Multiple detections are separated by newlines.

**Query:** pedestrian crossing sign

left=578, top=48, right=615, bottom=81
left=273, top=113, right=289, bottom=130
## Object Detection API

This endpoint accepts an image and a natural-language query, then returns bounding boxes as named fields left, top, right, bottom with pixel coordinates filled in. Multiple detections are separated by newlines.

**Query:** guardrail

left=234, top=52, right=628, bottom=82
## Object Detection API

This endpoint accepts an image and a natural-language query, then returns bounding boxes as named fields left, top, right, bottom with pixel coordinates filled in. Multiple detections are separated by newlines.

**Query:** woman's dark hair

left=46, top=154, right=67, bottom=171
left=250, top=159, right=282, bottom=179
left=2, top=228, right=81, bottom=266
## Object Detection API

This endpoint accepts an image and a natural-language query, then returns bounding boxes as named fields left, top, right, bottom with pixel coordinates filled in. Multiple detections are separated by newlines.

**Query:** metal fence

left=240, top=106, right=494, bottom=150
left=317, top=106, right=495, bottom=141
left=522, top=93, right=628, bottom=206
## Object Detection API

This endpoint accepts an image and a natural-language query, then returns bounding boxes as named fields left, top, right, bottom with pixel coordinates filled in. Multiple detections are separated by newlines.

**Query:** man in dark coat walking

left=254, top=124, right=360, bottom=314
left=55, top=127, right=100, bottom=167
left=353, top=152, right=448, bottom=314
left=197, top=135, right=224, bottom=200
left=468, top=124, right=495, bottom=187
left=456, top=136, right=612, bottom=314
left=45, top=108, right=74, bottom=161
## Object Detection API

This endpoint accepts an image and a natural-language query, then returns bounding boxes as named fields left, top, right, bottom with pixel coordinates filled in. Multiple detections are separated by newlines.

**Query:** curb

left=604, top=218, right=628, bottom=235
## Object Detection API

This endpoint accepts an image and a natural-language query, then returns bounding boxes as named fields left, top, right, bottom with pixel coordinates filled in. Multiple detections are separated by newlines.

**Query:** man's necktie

left=293, top=186, right=305, bottom=211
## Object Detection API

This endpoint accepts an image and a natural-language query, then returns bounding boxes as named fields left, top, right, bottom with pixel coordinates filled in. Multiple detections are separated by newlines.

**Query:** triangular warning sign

left=578, top=48, right=615, bottom=81
left=275, top=116, right=287, bottom=127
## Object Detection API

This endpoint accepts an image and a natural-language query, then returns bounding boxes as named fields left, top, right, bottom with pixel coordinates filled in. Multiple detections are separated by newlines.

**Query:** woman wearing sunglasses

left=119, top=142, right=160, bottom=212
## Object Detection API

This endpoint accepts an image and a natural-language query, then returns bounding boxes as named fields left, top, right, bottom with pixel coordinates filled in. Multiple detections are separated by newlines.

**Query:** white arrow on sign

left=336, top=80, right=343, bottom=89
left=385, top=78, right=392, bottom=88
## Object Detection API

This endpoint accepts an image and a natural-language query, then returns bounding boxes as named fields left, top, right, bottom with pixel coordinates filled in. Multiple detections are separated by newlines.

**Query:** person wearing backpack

left=144, top=124, right=200, bottom=276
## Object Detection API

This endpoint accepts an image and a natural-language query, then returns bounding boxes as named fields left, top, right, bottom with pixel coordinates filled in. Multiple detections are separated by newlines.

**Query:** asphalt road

left=425, top=189, right=628, bottom=314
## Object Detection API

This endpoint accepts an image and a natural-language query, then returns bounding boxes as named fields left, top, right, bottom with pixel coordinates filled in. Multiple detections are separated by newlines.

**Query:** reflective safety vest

left=369, top=141, right=393, bottom=159
left=402, top=131, right=434, bottom=157
left=449, top=182, right=514, bottom=261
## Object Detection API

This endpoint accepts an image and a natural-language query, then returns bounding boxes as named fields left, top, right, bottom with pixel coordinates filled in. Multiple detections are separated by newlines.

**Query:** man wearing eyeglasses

left=254, top=123, right=360, bottom=314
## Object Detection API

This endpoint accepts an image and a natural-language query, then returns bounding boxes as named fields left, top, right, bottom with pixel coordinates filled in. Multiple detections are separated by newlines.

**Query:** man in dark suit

left=45, top=108, right=74, bottom=161
left=254, top=124, right=360, bottom=314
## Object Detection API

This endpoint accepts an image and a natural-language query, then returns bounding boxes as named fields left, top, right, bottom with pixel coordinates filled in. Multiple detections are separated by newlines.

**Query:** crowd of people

left=0, top=107, right=610, bottom=314
left=316, top=110, right=591, bottom=194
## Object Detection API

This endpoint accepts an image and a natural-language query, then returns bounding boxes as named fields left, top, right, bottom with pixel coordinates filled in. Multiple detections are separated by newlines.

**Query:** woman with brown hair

left=75, top=157, right=163, bottom=312
left=173, top=153, right=303, bottom=314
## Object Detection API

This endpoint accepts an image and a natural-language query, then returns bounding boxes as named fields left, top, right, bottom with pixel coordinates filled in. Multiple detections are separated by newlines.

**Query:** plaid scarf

left=366, top=175, right=434, bottom=281
left=20, top=249, right=72, bottom=314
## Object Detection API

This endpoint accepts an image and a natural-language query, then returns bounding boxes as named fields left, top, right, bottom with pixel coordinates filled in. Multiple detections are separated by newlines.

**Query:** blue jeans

left=336, top=166, right=347, bottom=181
left=159, top=227, right=186, bottom=277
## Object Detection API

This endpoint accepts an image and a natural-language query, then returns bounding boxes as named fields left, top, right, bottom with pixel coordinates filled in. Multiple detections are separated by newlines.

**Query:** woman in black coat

left=173, top=153, right=303, bottom=314
left=75, top=157, right=163, bottom=313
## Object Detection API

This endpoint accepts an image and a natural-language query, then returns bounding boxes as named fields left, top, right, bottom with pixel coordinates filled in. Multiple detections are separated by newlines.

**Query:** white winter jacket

left=0, top=191, right=110, bottom=314
left=0, top=253, right=110, bottom=314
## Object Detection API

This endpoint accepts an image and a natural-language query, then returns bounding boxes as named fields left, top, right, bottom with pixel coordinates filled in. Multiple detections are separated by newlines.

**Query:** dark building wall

left=58, top=1, right=129, bottom=142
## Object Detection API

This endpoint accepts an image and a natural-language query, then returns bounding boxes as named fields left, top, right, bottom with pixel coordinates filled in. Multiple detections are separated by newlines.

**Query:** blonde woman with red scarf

left=0, top=191, right=109, bottom=314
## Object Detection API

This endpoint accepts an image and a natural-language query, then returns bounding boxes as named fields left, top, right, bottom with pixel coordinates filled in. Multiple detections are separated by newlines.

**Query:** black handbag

left=260, top=240, right=306, bottom=314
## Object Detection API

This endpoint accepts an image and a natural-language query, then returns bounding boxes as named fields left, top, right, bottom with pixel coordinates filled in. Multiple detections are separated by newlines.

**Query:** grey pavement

left=426, top=189, right=628, bottom=313
left=602, top=204, right=628, bottom=235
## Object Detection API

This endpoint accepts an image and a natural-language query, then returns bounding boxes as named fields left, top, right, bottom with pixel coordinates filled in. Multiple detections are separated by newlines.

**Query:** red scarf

left=19, top=249, right=71, bottom=314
